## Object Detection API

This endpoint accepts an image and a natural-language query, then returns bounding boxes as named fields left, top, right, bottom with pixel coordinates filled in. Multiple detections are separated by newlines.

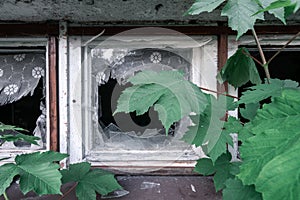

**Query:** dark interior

left=0, top=80, right=44, bottom=135
left=98, top=78, right=151, bottom=129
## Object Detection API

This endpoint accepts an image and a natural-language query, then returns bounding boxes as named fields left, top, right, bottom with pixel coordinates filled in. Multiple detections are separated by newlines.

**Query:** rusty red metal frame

left=48, top=36, right=58, bottom=151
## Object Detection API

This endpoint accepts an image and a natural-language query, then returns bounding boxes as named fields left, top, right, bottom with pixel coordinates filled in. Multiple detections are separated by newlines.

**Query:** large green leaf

left=0, top=151, right=68, bottom=196
left=221, top=0, right=264, bottom=39
left=17, top=151, right=68, bottom=195
left=0, top=163, right=19, bottom=195
left=185, top=0, right=225, bottom=15
left=61, top=162, right=122, bottom=200
left=194, top=153, right=240, bottom=191
left=219, top=48, right=261, bottom=88
left=238, top=89, right=300, bottom=187
left=115, top=70, right=208, bottom=133
left=239, top=79, right=299, bottom=104
left=255, top=137, right=300, bottom=200
left=223, top=178, right=262, bottom=200
left=182, top=95, right=232, bottom=162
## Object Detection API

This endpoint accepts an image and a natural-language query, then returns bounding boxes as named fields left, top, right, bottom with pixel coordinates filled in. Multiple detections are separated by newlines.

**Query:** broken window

left=0, top=46, right=47, bottom=151
left=91, top=48, right=191, bottom=151
left=67, top=31, right=218, bottom=169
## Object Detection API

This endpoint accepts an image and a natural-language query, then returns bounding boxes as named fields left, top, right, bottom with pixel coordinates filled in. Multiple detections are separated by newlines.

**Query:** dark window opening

left=98, top=77, right=162, bottom=133
left=238, top=47, right=300, bottom=121
left=0, top=79, right=44, bottom=134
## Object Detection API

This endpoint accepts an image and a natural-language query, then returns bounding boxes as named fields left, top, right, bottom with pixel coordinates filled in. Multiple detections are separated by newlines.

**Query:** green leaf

left=61, top=162, right=122, bottom=200
left=239, top=79, right=299, bottom=104
left=223, top=116, right=253, bottom=143
left=240, top=102, right=260, bottom=120
left=0, top=133, right=40, bottom=146
left=182, top=95, right=232, bottom=162
left=185, top=0, right=225, bottom=15
left=238, top=89, right=300, bottom=186
left=193, top=158, right=215, bottom=175
left=115, top=70, right=208, bottom=133
left=255, top=138, right=300, bottom=200
left=257, top=0, right=293, bottom=23
left=221, top=0, right=264, bottom=39
left=284, top=3, right=298, bottom=17
left=0, top=151, right=68, bottom=196
left=194, top=153, right=239, bottom=191
left=223, top=117, right=243, bottom=134
left=226, top=96, right=238, bottom=111
left=291, top=0, right=300, bottom=11
left=17, top=151, right=68, bottom=195
left=238, top=123, right=255, bottom=143
left=219, top=48, right=261, bottom=88
left=0, top=124, right=27, bottom=132
left=0, top=163, right=19, bottom=195
left=223, top=178, right=262, bottom=200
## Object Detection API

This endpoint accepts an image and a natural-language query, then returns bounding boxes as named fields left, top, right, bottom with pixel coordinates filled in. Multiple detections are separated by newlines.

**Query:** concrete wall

left=0, top=0, right=299, bottom=25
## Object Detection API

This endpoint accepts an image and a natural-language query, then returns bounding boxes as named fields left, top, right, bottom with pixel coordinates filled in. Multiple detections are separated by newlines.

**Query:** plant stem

left=252, top=29, right=271, bottom=83
left=267, top=31, right=300, bottom=65
left=3, top=192, right=9, bottom=200
left=59, top=182, right=78, bottom=200
left=242, top=49, right=264, bottom=67
left=199, top=86, right=239, bottom=100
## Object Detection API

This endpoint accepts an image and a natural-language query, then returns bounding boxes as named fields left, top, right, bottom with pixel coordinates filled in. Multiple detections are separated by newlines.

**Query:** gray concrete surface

left=0, top=0, right=299, bottom=25
left=1, top=176, right=222, bottom=200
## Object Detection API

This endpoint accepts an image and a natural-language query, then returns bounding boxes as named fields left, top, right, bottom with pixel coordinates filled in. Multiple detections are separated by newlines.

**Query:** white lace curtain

left=0, top=53, right=45, bottom=105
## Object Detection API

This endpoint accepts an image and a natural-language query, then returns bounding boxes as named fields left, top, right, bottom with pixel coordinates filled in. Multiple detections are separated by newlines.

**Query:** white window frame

left=63, top=34, right=220, bottom=171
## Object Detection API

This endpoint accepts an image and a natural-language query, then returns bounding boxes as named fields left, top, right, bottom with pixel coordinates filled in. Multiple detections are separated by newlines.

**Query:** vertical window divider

left=49, top=36, right=58, bottom=151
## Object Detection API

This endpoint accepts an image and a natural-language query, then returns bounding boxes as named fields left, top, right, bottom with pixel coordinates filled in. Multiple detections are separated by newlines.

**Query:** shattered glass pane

left=80, top=33, right=219, bottom=164
left=89, top=47, right=192, bottom=151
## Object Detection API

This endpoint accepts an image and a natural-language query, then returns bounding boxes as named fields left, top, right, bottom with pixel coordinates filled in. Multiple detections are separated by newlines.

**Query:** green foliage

left=194, top=153, right=240, bottom=191
left=256, top=0, right=300, bottom=23
left=0, top=134, right=40, bottom=146
left=0, top=151, right=68, bottom=196
left=255, top=139, right=300, bottom=200
left=184, top=0, right=225, bottom=15
left=184, top=1, right=300, bottom=200
left=0, top=163, right=19, bottom=196
left=182, top=95, right=233, bottom=162
left=239, top=79, right=299, bottom=104
left=114, top=70, right=208, bottom=133
left=221, top=0, right=264, bottom=39
left=238, top=89, right=300, bottom=194
left=0, top=124, right=26, bottom=132
left=240, top=102, right=260, bottom=121
left=0, top=123, right=40, bottom=146
left=218, top=48, right=261, bottom=88
left=186, top=0, right=300, bottom=38
left=223, top=178, right=262, bottom=200
left=256, top=0, right=293, bottom=23
left=61, top=162, right=122, bottom=200
left=292, top=0, right=300, bottom=10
